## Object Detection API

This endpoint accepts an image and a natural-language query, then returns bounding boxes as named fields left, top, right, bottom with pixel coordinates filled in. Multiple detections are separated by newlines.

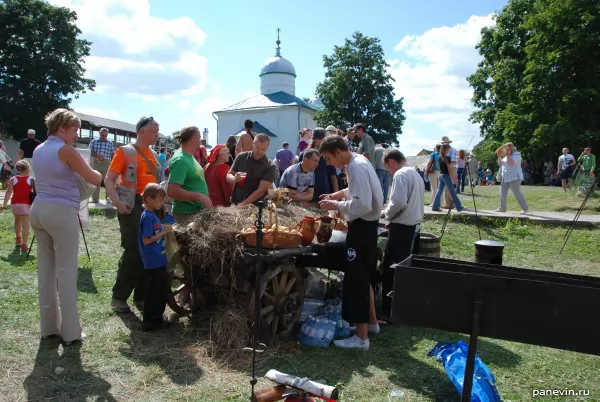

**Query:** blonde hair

left=505, top=142, right=517, bottom=152
left=45, top=108, right=81, bottom=135
left=15, top=160, right=30, bottom=173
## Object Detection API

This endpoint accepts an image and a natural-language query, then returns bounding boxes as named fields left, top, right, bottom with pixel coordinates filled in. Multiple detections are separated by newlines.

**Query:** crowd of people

left=7, top=112, right=430, bottom=351
left=5, top=108, right=598, bottom=351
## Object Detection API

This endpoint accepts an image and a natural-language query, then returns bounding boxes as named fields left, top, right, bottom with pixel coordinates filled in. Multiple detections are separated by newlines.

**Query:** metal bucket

left=419, top=233, right=441, bottom=258
left=475, top=240, right=504, bottom=265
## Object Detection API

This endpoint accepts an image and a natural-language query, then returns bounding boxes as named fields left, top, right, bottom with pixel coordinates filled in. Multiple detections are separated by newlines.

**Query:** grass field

left=424, top=184, right=600, bottom=215
left=0, top=207, right=599, bottom=401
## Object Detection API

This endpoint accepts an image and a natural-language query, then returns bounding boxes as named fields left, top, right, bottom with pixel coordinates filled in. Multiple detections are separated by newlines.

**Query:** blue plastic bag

left=297, top=315, right=336, bottom=348
left=428, top=341, right=501, bottom=402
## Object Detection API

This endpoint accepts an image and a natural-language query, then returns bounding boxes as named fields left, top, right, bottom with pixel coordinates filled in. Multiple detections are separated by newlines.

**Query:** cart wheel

left=249, top=264, right=305, bottom=341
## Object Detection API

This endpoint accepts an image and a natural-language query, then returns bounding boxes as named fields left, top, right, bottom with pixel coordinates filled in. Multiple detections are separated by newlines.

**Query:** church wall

left=216, top=107, right=316, bottom=160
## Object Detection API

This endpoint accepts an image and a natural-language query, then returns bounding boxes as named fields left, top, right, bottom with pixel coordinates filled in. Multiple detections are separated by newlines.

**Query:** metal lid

left=475, top=240, right=505, bottom=248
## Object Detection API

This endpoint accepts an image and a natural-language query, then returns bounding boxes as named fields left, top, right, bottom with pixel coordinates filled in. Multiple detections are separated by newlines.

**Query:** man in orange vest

left=105, top=116, right=162, bottom=313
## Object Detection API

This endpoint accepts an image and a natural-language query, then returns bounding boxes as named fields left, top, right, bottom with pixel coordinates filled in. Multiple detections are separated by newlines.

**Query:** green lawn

left=0, top=210, right=599, bottom=401
left=424, top=184, right=600, bottom=215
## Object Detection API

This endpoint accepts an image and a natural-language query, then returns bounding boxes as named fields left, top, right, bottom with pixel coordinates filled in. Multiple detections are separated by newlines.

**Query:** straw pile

left=173, top=203, right=320, bottom=291
left=211, top=304, right=249, bottom=350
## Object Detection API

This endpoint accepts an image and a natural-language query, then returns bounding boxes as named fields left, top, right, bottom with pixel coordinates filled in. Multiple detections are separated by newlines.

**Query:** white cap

left=27, top=129, right=36, bottom=135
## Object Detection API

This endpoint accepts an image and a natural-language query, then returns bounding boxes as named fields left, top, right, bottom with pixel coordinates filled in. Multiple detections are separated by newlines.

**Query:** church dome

left=260, top=31, right=297, bottom=96
left=260, top=56, right=296, bottom=77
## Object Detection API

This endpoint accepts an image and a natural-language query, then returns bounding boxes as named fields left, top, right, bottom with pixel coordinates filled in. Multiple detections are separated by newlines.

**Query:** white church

left=214, top=32, right=320, bottom=159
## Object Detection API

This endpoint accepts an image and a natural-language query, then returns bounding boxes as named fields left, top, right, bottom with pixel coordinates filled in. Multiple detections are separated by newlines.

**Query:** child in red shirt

left=2, top=160, right=34, bottom=251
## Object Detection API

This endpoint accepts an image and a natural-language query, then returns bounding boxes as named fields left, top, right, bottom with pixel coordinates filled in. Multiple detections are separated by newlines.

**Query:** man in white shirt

left=380, top=149, right=425, bottom=320
left=557, top=147, right=576, bottom=192
left=318, top=136, right=383, bottom=350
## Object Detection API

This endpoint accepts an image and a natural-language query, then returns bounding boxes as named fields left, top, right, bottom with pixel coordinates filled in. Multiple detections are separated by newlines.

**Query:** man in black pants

left=380, top=149, right=425, bottom=321
left=318, top=136, right=383, bottom=350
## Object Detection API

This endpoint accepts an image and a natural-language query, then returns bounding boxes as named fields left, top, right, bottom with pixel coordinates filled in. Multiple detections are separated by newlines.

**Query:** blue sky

left=50, top=0, right=507, bottom=155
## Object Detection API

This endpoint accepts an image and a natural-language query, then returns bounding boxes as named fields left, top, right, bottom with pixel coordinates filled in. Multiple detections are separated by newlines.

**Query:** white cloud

left=389, top=14, right=495, bottom=153
left=49, top=0, right=208, bottom=98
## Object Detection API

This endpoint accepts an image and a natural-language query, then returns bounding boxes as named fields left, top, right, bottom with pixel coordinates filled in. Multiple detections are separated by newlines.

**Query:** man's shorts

left=561, top=166, right=574, bottom=179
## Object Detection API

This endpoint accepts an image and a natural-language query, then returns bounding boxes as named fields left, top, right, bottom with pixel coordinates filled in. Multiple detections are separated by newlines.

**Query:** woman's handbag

left=78, top=175, right=97, bottom=201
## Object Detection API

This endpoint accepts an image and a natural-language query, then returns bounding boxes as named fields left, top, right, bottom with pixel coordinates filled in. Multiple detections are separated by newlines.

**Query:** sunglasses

left=138, top=116, right=154, bottom=131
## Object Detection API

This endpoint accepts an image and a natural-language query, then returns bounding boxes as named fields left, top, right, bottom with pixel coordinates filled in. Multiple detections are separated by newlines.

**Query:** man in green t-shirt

left=577, top=147, right=596, bottom=177
left=167, top=126, right=212, bottom=226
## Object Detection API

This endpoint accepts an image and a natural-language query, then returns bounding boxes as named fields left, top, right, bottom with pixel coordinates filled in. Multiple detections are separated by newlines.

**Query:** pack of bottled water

left=298, top=315, right=337, bottom=348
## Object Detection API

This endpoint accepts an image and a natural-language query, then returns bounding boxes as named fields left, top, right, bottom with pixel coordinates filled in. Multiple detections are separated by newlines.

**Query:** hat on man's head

left=27, top=129, right=36, bottom=135
left=325, top=125, right=337, bottom=132
left=312, top=128, right=326, bottom=140
left=441, top=136, right=452, bottom=144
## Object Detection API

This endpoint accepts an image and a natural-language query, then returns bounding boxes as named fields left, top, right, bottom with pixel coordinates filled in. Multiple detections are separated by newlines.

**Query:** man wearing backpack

left=105, top=116, right=162, bottom=313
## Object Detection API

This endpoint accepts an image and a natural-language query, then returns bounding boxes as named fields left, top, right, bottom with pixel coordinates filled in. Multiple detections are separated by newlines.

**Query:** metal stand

left=27, top=213, right=90, bottom=260
left=462, top=300, right=483, bottom=402
left=560, top=176, right=596, bottom=253
left=249, top=201, right=266, bottom=402
left=465, top=164, right=482, bottom=240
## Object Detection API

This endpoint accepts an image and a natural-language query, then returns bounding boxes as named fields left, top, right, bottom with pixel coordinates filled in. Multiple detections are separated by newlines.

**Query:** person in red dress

left=1, top=160, right=34, bottom=251
left=204, top=144, right=234, bottom=206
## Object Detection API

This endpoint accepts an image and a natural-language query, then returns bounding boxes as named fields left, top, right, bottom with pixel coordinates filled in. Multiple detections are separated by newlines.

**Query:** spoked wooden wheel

left=249, top=264, right=305, bottom=340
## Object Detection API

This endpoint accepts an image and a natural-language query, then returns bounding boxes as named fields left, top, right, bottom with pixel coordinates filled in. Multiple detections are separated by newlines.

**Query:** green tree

left=471, top=137, right=503, bottom=170
left=0, top=0, right=95, bottom=140
left=314, top=32, right=405, bottom=145
left=468, top=0, right=600, bottom=164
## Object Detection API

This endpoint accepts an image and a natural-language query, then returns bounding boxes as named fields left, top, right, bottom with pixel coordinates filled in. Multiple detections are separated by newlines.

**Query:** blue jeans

left=433, top=174, right=463, bottom=211
left=456, top=168, right=466, bottom=193
left=376, top=169, right=390, bottom=202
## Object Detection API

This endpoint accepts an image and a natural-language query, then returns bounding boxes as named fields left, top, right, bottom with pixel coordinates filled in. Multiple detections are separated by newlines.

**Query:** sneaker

left=15, top=237, right=21, bottom=246
left=21, top=244, right=28, bottom=252
left=349, top=323, right=380, bottom=334
left=431, top=208, right=443, bottom=212
left=521, top=210, right=529, bottom=215
left=495, top=208, right=506, bottom=212
left=65, top=332, right=86, bottom=346
left=111, top=299, right=131, bottom=313
left=333, top=334, right=369, bottom=350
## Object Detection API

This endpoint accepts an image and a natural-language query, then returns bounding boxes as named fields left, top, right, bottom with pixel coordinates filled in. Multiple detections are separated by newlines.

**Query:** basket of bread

left=242, top=203, right=302, bottom=249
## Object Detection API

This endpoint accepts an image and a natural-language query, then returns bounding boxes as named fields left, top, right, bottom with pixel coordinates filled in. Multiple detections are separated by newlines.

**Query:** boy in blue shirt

left=138, top=183, right=173, bottom=331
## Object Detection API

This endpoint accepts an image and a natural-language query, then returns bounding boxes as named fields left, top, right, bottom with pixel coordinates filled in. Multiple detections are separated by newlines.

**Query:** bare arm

left=59, top=145, right=102, bottom=185
left=18, top=149, right=24, bottom=160
left=2, top=179, right=14, bottom=208
left=330, top=174, right=339, bottom=192
left=239, top=180, right=272, bottom=206
left=142, top=226, right=172, bottom=245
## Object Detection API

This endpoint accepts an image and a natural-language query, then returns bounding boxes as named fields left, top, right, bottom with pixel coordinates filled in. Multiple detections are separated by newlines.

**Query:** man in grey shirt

left=227, top=134, right=277, bottom=206
left=380, top=149, right=425, bottom=320
left=355, top=123, right=376, bottom=167
left=318, top=135, right=383, bottom=350
left=374, top=144, right=390, bottom=203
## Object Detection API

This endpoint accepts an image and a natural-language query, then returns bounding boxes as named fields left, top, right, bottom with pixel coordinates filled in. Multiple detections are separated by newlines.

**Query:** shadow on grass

left=482, top=227, right=509, bottom=241
left=257, top=326, right=520, bottom=401
left=0, top=246, right=33, bottom=266
left=116, top=312, right=204, bottom=386
left=23, top=337, right=116, bottom=401
left=77, top=265, right=98, bottom=294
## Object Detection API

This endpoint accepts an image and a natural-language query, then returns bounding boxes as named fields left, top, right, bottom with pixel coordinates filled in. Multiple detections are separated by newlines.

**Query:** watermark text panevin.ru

left=533, top=389, right=590, bottom=398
